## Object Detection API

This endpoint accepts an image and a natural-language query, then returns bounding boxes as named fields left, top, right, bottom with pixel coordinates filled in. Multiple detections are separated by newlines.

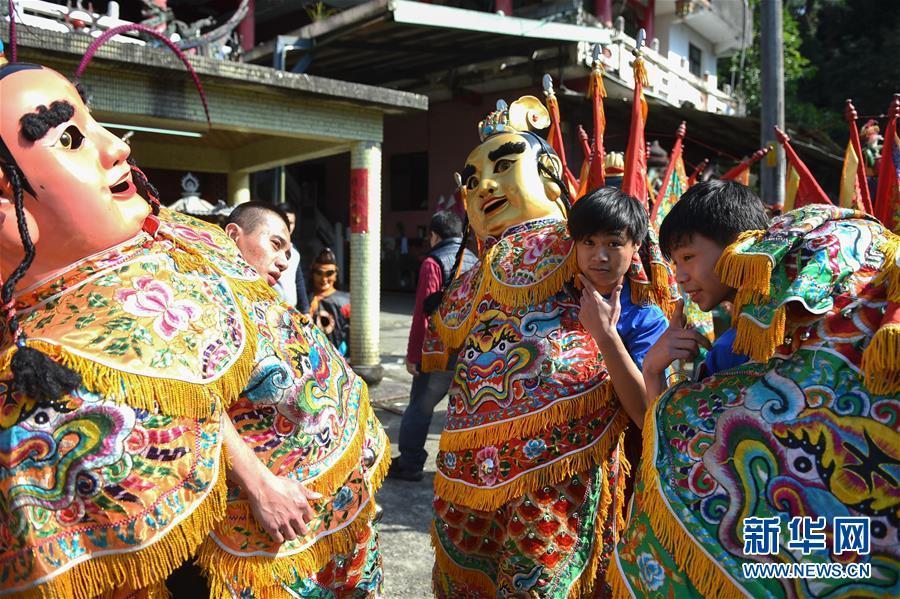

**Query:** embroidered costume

left=426, top=216, right=671, bottom=597
left=0, top=209, right=389, bottom=598
left=610, top=206, right=900, bottom=598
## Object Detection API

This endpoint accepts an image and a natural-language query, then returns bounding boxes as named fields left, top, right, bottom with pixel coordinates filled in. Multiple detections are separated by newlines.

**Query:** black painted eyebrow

left=487, top=141, right=526, bottom=162
left=19, top=100, right=76, bottom=142
left=461, top=164, right=476, bottom=182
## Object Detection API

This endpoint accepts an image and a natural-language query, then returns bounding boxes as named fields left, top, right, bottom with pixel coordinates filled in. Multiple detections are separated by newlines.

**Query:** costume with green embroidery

left=609, top=205, right=900, bottom=598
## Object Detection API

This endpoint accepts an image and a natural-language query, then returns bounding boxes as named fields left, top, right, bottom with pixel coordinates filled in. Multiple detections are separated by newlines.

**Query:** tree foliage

left=720, top=0, right=899, bottom=145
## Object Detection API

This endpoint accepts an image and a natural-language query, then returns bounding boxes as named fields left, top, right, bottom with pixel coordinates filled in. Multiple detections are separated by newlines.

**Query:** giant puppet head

left=0, top=64, right=153, bottom=284
left=461, top=96, right=567, bottom=240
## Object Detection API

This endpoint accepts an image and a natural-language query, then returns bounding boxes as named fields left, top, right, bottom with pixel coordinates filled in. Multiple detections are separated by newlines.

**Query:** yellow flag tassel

left=605, top=548, right=632, bottom=598
left=435, top=409, right=629, bottom=512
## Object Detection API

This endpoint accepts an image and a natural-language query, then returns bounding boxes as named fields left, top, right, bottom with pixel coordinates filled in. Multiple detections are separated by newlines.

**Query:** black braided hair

left=128, top=158, right=161, bottom=215
left=423, top=216, right=472, bottom=316
left=0, top=162, right=82, bottom=401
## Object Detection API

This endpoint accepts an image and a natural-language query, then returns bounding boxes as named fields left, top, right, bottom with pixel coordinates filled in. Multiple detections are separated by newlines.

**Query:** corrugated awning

left=246, top=0, right=610, bottom=87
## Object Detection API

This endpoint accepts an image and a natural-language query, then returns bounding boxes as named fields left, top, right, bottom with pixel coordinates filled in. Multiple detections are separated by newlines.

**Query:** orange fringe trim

left=714, top=230, right=771, bottom=308
left=484, top=247, right=579, bottom=309
left=12, top=448, right=228, bottom=599
left=861, top=322, right=900, bottom=395
left=732, top=305, right=787, bottom=364
left=435, top=409, right=630, bottom=512
left=438, top=382, right=614, bottom=452
left=421, top=350, right=450, bottom=373
left=566, top=435, right=624, bottom=599
left=605, top=549, right=632, bottom=599
left=875, top=231, right=900, bottom=302
left=635, top=401, right=745, bottom=599
left=431, top=522, right=496, bottom=596
left=200, top=500, right=378, bottom=596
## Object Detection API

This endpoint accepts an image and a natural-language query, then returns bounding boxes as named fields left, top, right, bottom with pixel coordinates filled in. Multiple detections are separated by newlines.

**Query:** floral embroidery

left=475, top=446, right=500, bottom=486
left=636, top=552, right=665, bottom=591
left=522, top=438, right=546, bottom=460
left=116, top=276, right=200, bottom=341
left=443, top=452, right=457, bottom=470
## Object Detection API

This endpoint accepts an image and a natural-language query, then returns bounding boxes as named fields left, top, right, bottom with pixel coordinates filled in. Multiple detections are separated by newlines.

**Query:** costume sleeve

left=295, top=260, right=310, bottom=314
left=621, top=305, right=669, bottom=370
left=406, top=258, right=443, bottom=365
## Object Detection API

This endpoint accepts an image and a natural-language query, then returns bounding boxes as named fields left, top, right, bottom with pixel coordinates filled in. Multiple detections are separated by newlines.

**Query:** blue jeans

left=397, top=369, right=455, bottom=472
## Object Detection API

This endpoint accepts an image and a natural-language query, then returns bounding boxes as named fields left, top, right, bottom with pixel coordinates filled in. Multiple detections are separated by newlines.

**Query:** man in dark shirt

left=389, top=211, right=476, bottom=481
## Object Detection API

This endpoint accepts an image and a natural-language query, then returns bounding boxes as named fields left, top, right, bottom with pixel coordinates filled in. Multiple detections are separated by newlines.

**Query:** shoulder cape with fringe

left=0, top=209, right=389, bottom=598
left=0, top=208, right=263, bottom=598
left=610, top=205, right=900, bottom=598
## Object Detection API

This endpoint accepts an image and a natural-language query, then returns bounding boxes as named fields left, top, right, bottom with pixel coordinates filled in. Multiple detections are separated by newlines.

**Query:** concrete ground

left=369, top=292, right=448, bottom=598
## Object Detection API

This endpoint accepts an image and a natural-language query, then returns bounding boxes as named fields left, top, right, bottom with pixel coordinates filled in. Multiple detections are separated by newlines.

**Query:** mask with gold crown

left=459, top=96, right=570, bottom=241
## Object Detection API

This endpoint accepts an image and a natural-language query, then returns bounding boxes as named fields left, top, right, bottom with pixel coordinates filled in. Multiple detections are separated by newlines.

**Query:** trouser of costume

left=397, top=369, right=454, bottom=472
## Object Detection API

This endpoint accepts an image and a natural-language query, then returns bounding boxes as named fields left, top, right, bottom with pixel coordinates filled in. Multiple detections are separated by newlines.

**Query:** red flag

left=650, top=124, right=688, bottom=231
left=585, top=61, right=607, bottom=195
left=721, top=146, right=771, bottom=184
left=623, top=53, right=649, bottom=205
left=543, top=76, right=578, bottom=196
left=774, top=127, right=831, bottom=208
left=650, top=122, right=686, bottom=227
left=843, top=100, right=874, bottom=213
left=687, top=158, right=709, bottom=186
left=874, top=94, right=900, bottom=231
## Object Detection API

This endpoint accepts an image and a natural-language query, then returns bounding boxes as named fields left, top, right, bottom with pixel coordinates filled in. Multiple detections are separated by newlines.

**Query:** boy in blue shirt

left=570, top=187, right=669, bottom=428
left=643, top=180, right=769, bottom=400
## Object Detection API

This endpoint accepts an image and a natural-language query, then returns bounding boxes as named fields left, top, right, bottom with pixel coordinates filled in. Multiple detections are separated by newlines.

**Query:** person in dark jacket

left=389, top=210, right=477, bottom=481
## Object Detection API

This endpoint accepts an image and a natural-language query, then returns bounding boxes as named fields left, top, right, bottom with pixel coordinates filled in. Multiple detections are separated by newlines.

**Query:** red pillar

left=238, top=0, right=255, bottom=52
left=594, top=0, right=613, bottom=27
left=495, top=0, right=513, bottom=16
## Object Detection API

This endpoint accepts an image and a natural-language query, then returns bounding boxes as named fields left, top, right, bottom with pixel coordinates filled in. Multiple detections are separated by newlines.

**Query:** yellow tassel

left=12, top=450, right=228, bottom=599
left=732, top=305, right=786, bottom=363
left=875, top=232, right=900, bottom=302
left=861, top=322, right=900, bottom=395
left=605, top=550, right=632, bottom=599
left=636, top=400, right=745, bottom=599
left=714, top=230, right=771, bottom=309
left=199, top=500, right=378, bottom=594
left=435, top=409, right=629, bottom=512
left=438, top=382, right=614, bottom=452
left=484, top=249, right=579, bottom=310
left=431, top=522, right=497, bottom=596
left=421, top=351, right=450, bottom=373
left=564, top=448, right=616, bottom=599
left=0, top=331, right=256, bottom=418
